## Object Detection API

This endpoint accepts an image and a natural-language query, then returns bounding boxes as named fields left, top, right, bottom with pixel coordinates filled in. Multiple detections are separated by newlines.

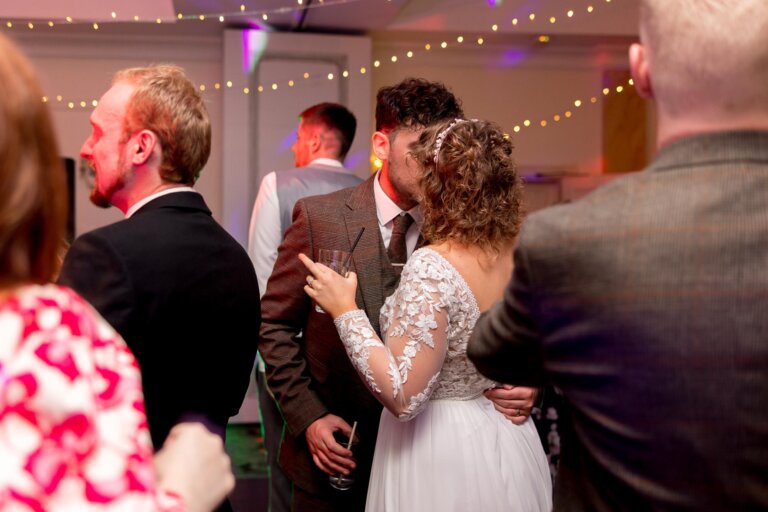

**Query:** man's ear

left=371, top=131, right=390, bottom=161
left=131, top=130, right=157, bottom=166
left=629, top=43, right=653, bottom=100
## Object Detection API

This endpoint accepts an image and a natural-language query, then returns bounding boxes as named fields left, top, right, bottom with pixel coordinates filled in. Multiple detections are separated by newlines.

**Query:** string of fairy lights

left=12, top=0, right=624, bottom=133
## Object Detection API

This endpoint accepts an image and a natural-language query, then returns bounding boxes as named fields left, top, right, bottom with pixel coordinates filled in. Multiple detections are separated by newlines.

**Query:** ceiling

left=1, top=0, right=639, bottom=40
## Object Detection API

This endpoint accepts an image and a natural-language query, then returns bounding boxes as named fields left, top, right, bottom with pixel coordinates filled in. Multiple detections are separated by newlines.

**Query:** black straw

left=342, top=227, right=365, bottom=271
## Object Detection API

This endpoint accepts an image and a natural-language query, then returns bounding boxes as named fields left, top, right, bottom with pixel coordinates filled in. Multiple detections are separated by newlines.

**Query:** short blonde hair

left=640, top=0, right=768, bottom=116
left=0, top=33, right=66, bottom=286
left=115, top=65, right=211, bottom=185
left=410, top=119, right=522, bottom=251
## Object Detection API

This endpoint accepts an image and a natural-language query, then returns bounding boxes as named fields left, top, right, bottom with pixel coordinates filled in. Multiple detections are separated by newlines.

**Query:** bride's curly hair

left=409, top=119, right=522, bottom=251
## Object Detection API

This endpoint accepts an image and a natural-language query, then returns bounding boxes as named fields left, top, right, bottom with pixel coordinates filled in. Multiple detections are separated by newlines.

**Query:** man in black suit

left=58, top=65, right=259, bottom=457
left=468, top=0, right=768, bottom=510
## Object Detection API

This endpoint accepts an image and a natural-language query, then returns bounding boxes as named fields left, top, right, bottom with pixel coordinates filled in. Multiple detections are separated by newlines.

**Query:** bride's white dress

left=334, top=248, right=552, bottom=511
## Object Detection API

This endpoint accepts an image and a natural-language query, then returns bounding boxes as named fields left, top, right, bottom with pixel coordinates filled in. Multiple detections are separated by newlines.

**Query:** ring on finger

left=307, top=276, right=315, bottom=288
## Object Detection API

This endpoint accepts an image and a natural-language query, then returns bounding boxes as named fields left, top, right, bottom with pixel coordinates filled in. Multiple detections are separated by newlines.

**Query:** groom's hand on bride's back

left=484, top=385, right=538, bottom=425
left=305, top=414, right=356, bottom=476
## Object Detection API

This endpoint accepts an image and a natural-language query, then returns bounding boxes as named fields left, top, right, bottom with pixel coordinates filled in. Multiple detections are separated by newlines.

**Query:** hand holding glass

left=314, top=249, right=351, bottom=313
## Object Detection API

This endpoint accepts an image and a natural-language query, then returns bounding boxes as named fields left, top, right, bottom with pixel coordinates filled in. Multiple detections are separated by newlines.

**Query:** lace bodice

left=335, top=248, right=496, bottom=421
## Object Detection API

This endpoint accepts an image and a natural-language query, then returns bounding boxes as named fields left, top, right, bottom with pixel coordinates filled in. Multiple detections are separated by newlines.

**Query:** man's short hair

left=640, top=0, right=768, bottom=116
left=375, top=78, right=464, bottom=134
left=300, top=102, right=357, bottom=160
left=114, top=65, right=211, bottom=186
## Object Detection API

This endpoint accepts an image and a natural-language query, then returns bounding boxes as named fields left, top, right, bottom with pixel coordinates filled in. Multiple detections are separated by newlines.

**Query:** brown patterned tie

left=388, top=213, right=414, bottom=274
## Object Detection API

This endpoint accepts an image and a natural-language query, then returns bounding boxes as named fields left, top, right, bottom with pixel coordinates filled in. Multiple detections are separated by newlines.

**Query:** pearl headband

left=432, top=118, right=477, bottom=163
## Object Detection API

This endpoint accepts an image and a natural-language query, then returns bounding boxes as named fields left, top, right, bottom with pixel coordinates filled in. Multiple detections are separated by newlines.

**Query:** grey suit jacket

left=259, top=175, right=392, bottom=501
left=468, top=131, right=768, bottom=511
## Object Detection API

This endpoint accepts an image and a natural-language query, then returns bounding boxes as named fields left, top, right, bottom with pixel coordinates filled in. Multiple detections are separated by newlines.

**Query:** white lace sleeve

left=334, top=259, right=450, bottom=421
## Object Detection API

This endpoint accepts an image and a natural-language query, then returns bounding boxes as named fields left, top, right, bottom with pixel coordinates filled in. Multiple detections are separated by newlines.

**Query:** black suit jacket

left=469, top=131, right=768, bottom=511
left=259, top=175, right=393, bottom=503
left=59, top=191, right=260, bottom=449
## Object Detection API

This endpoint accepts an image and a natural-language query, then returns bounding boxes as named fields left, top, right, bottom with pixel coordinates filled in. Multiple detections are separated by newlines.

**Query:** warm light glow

left=258, top=85, right=264, bottom=92
left=5, top=22, right=11, bottom=28
left=523, top=119, right=531, bottom=127
left=68, top=102, right=74, bottom=109
left=492, top=24, right=498, bottom=31
left=457, top=36, right=464, bottom=43
left=227, top=81, right=233, bottom=88
left=373, top=157, right=382, bottom=169
left=42, top=96, right=48, bottom=102
left=540, top=120, right=547, bottom=127
left=591, top=96, right=598, bottom=103
left=92, top=100, right=98, bottom=107
left=565, top=111, right=572, bottom=118
left=214, top=83, right=221, bottom=89
left=156, top=18, right=162, bottom=23
left=391, top=55, right=397, bottom=62
left=529, top=13, right=535, bottom=21
left=602, top=87, right=610, bottom=95
left=629, top=78, right=634, bottom=85
left=342, top=70, right=349, bottom=77
left=304, top=72, right=310, bottom=78
left=512, top=18, right=518, bottom=25
left=575, top=100, right=582, bottom=107
left=374, top=60, right=381, bottom=67
left=550, top=16, right=556, bottom=23
left=425, top=43, right=431, bottom=50
left=177, top=13, right=183, bottom=19
left=288, top=80, right=295, bottom=86
left=272, top=83, right=278, bottom=90
left=28, top=22, right=34, bottom=29
left=360, top=67, right=367, bottom=74
left=538, top=35, right=550, bottom=43
left=199, top=84, right=206, bottom=91
left=513, top=125, right=520, bottom=132
left=92, top=23, right=99, bottom=30
left=56, top=95, right=62, bottom=101
left=554, top=114, right=561, bottom=121
left=243, top=87, right=250, bottom=94
left=567, top=10, right=574, bottom=17
left=327, top=73, right=334, bottom=80
left=441, top=41, right=447, bottom=48
left=111, top=11, right=117, bottom=19
left=263, top=14, right=268, bottom=20
left=587, top=5, right=594, bottom=13
left=199, top=15, right=205, bottom=20
left=133, top=15, right=139, bottom=21
left=616, top=85, right=624, bottom=93
left=477, top=37, right=484, bottom=45
left=241, top=5, right=246, bottom=11
left=66, top=16, right=72, bottom=22
left=219, top=16, right=225, bottom=22
left=80, top=101, right=86, bottom=107
left=407, top=51, right=413, bottom=57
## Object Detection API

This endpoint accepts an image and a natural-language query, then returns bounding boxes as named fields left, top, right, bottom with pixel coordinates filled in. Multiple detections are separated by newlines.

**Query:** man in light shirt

left=248, top=102, right=361, bottom=512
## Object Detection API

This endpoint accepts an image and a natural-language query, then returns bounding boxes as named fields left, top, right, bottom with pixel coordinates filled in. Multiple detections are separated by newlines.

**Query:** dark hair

left=410, top=119, right=522, bottom=251
left=375, top=78, right=464, bottom=133
left=0, top=33, right=67, bottom=286
left=300, top=102, right=357, bottom=159
left=116, top=65, right=211, bottom=186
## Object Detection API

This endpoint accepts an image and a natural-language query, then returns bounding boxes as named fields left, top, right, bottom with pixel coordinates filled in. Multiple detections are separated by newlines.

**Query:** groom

left=259, top=78, right=539, bottom=511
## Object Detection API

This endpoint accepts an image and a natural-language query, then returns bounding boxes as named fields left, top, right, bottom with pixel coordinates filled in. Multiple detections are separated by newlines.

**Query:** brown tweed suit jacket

left=259, top=175, right=390, bottom=499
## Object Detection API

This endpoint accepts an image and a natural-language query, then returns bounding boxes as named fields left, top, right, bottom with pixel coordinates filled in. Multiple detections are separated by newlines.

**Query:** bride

left=300, top=118, right=552, bottom=511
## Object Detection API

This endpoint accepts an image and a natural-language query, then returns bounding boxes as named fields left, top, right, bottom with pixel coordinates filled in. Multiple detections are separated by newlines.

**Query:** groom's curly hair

left=410, top=119, right=522, bottom=251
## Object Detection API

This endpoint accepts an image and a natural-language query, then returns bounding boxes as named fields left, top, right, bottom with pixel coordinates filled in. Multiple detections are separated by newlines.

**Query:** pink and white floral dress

left=0, top=284, right=183, bottom=511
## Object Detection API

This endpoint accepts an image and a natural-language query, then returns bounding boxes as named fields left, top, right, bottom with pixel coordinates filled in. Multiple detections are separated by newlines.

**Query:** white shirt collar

left=125, top=186, right=197, bottom=218
left=372, top=171, right=422, bottom=227
left=308, top=157, right=344, bottom=169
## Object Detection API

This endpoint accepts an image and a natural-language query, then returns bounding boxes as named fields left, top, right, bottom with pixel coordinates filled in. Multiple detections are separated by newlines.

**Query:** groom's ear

left=371, top=131, right=390, bottom=161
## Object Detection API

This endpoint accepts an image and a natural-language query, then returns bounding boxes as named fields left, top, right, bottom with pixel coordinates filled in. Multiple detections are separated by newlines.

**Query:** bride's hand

left=299, top=253, right=358, bottom=318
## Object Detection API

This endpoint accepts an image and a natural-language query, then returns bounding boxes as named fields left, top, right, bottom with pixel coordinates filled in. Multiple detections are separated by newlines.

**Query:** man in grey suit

left=247, top=102, right=361, bottom=512
left=468, top=1, right=768, bottom=510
